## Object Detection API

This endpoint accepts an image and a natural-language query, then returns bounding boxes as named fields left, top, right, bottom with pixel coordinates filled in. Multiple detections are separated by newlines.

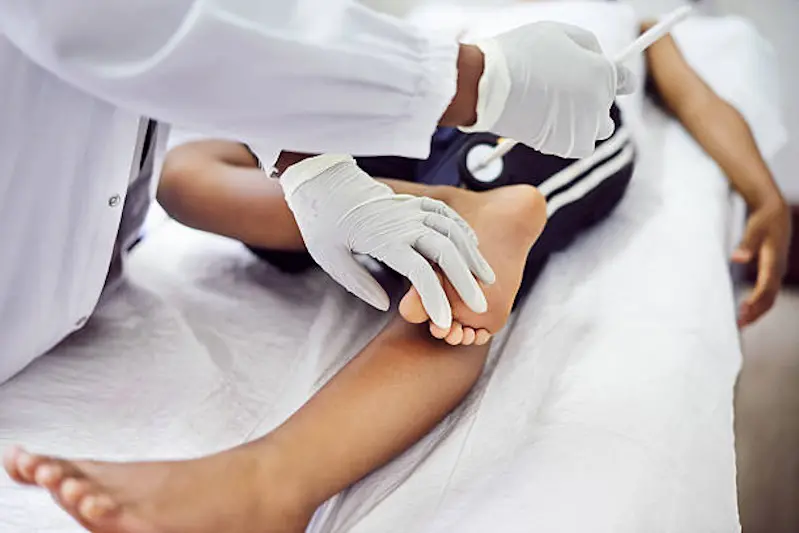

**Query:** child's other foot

left=399, top=185, right=547, bottom=345
left=3, top=445, right=314, bottom=533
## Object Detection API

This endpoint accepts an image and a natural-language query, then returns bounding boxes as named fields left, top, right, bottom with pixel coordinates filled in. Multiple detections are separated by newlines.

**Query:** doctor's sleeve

left=0, top=0, right=458, bottom=158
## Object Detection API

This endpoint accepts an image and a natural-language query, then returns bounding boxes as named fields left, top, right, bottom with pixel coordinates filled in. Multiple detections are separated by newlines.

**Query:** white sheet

left=0, top=15, right=785, bottom=533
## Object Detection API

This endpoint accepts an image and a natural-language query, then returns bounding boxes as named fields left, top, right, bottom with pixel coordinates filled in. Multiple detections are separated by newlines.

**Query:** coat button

left=108, top=194, right=121, bottom=207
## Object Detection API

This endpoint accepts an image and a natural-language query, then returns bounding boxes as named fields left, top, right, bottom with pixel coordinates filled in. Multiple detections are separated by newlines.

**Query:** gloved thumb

left=323, top=246, right=391, bottom=311
left=615, top=64, right=637, bottom=96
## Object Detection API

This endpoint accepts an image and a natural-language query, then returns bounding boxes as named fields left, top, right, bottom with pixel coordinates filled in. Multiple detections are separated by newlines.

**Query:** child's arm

left=643, top=23, right=791, bottom=326
left=157, top=140, right=306, bottom=251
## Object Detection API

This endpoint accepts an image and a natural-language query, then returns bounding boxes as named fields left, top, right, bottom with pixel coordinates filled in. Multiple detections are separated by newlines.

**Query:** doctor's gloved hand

left=281, top=154, right=495, bottom=329
left=460, top=22, right=636, bottom=159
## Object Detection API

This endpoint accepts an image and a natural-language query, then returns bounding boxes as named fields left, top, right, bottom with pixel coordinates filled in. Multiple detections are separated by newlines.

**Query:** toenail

left=475, top=331, right=491, bottom=346
left=62, top=478, right=83, bottom=502
left=81, top=495, right=117, bottom=520
left=35, top=465, right=56, bottom=485
left=430, top=324, right=449, bottom=339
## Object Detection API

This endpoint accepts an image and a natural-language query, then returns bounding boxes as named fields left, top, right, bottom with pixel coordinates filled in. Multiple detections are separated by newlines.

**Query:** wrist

left=279, top=154, right=355, bottom=197
left=761, top=194, right=789, bottom=217
left=275, top=151, right=315, bottom=175
left=439, top=44, right=483, bottom=128
left=741, top=178, right=786, bottom=213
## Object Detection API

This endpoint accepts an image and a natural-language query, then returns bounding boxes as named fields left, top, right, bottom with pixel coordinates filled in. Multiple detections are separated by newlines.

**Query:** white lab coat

left=0, top=0, right=458, bottom=156
left=0, top=0, right=459, bottom=383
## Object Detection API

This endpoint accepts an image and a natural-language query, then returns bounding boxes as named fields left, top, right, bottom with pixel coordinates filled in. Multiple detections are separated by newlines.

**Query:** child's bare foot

left=399, top=185, right=547, bottom=345
left=3, top=445, right=315, bottom=533
left=399, top=271, right=493, bottom=345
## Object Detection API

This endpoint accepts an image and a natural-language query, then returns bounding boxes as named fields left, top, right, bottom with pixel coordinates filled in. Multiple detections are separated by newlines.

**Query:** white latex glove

left=461, top=21, right=637, bottom=159
left=281, top=154, right=495, bottom=329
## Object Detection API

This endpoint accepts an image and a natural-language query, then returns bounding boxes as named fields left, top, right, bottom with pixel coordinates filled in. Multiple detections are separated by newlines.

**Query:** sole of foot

left=399, top=184, right=547, bottom=345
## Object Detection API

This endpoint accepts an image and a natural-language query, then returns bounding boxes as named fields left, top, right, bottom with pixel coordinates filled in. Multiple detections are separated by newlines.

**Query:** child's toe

left=461, top=327, right=476, bottom=346
left=445, top=323, right=464, bottom=346
left=60, top=478, right=94, bottom=509
left=79, top=493, right=119, bottom=523
left=398, top=287, right=429, bottom=324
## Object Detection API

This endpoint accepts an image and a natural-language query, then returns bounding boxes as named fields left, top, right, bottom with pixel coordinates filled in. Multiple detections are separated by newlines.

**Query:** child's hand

left=732, top=198, right=792, bottom=327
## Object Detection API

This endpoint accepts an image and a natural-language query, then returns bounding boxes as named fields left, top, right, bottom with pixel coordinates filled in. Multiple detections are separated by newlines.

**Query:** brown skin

left=640, top=21, right=791, bottom=326
left=3, top=182, right=545, bottom=533
left=440, top=44, right=483, bottom=128
left=2, top=19, right=792, bottom=533
left=267, top=23, right=792, bottom=329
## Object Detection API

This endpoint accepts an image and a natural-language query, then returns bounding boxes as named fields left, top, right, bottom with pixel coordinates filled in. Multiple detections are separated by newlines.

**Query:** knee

left=157, top=154, right=195, bottom=220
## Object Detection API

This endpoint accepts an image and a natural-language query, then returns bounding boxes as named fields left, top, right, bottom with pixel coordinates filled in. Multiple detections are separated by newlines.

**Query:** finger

left=415, top=233, right=487, bottom=314
left=566, top=106, right=596, bottom=159
left=732, top=219, right=766, bottom=264
left=537, top=98, right=573, bottom=158
left=561, top=24, right=603, bottom=53
left=741, top=244, right=781, bottom=326
left=423, top=213, right=496, bottom=285
left=597, top=114, right=615, bottom=142
left=420, top=197, right=478, bottom=244
left=323, top=247, right=390, bottom=311
left=731, top=248, right=754, bottom=264
left=569, top=129, right=596, bottom=159
left=379, top=248, right=452, bottom=330
left=615, top=64, right=637, bottom=95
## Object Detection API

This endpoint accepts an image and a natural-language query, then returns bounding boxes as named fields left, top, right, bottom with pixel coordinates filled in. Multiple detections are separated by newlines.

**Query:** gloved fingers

left=615, top=64, right=637, bottom=95
left=597, top=113, right=616, bottom=141
left=379, top=248, right=452, bottom=330
left=560, top=23, right=603, bottom=53
left=323, top=247, right=390, bottom=312
left=570, top=98, right=591, bottom=157
left=419, top=197, right=478, bottom=244
left=565, top=111, right=597, bottom=159
left=538, top=99, right=574, bottom=158
left=423, top=213, right=496, bottom=285
left=414, top=232, right=488, bottom=314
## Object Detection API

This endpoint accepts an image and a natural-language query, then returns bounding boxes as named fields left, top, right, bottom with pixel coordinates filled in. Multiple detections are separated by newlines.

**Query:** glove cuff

left=458, top=39, right=512, bottom=134
left=280, top=154, right=356, bottom=197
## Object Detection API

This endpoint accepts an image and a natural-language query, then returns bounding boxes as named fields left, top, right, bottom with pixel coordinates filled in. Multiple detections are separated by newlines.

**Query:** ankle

left=235, top=441, right=320, bottom=524
left=425, top=184, right=472, bottom=210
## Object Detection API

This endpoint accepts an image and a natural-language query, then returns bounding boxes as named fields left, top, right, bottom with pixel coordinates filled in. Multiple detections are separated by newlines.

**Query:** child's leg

left=5, top=317, right=490, bottom=533
left=157, top=141, right=456, bottom=253
left=4, top=184, right=546, bottom=533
